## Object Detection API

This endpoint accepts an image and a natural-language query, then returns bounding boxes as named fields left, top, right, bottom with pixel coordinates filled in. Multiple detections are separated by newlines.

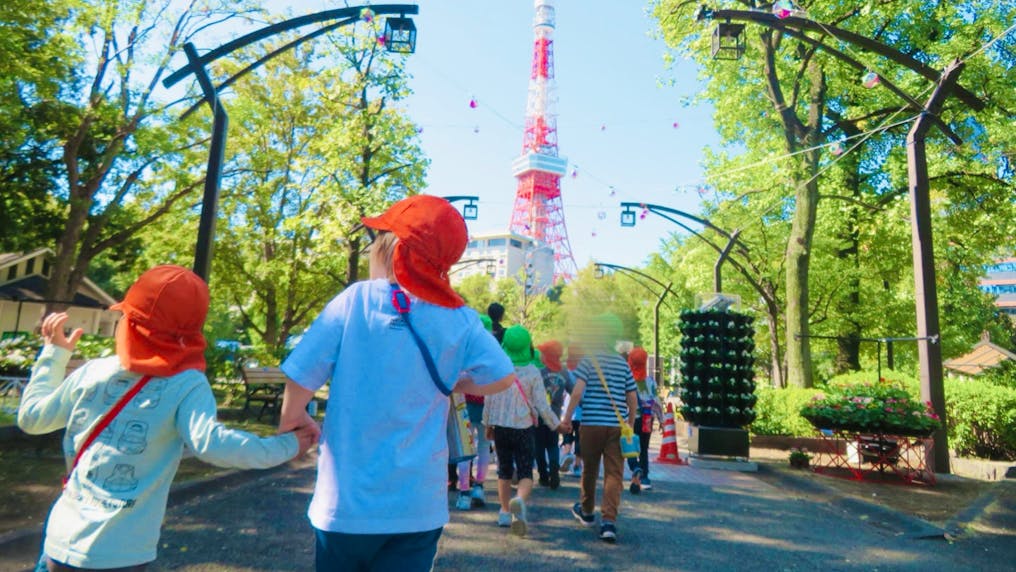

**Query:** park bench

left=239, top=366, right=289, bottom=421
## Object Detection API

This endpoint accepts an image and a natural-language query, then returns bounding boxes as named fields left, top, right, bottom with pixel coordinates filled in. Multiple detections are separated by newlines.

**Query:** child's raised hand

left=40, top=312, right=83, bottom=352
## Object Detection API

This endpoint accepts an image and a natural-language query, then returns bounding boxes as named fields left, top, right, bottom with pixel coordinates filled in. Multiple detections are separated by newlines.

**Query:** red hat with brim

left=628, top=346, right=648, bottom=381
left=538, top=340, right=564, bottom=372
left=110, top=265, right=209, bottom=377
left=362, top=195, right=468, bottom=308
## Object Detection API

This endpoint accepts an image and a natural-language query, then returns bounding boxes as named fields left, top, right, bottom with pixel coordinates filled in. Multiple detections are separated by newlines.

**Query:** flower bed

left=799, top=380, right=940, bottom=437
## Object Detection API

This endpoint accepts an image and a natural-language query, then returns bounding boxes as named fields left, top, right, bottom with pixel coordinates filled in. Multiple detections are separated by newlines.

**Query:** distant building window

left=42, top=260, right=50, bottom=277
left=6, top=266, right=16, bottom=281
left=26, top=258, right=34, bottom=274
left=488, top=238, right=506, bottom=247
left=509, top=239, right=523, bottom=248
left=467, top=241, right=478, bottom=248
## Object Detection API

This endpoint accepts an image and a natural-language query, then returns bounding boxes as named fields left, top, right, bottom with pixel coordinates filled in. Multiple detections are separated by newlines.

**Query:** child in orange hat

left=278, top=195, right=516, bottom=570
left=626, top=347, right=664, bottom=493
left=18, top=265, right=316, bottom=571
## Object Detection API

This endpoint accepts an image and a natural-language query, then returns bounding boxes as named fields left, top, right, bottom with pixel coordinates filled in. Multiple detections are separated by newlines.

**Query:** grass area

left=0, top=405, right=291, bottom=536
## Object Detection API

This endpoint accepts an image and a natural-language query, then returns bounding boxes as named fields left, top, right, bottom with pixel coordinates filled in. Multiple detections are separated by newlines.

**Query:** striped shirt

left=573, top=353, right=636, bottom=427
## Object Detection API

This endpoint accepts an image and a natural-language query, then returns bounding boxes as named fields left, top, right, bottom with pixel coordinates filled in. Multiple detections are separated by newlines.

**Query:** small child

left=18, top=265, right=316, bottom=571
left=534, top=340, right=572, bottom=489
left=483, top=325, right=563, bottom=536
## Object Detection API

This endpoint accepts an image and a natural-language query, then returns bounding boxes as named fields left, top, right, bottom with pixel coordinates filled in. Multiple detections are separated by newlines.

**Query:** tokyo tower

left=509, top=0, right=577, bottom=282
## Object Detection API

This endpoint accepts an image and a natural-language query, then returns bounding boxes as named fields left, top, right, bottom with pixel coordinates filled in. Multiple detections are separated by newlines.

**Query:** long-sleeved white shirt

left=483, top=364, right=560, bottom=429
left=18, top=345, right=297, bottom=569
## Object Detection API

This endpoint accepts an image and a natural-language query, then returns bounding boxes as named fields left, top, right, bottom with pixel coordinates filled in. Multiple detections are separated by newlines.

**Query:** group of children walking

left=457, top=306, right=665, bottom=543
left=18, top=195, right=665, bottom=572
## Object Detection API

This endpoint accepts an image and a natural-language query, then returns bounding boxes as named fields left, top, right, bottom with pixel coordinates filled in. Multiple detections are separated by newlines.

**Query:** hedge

left=748, top=369, right=1016, bottom=460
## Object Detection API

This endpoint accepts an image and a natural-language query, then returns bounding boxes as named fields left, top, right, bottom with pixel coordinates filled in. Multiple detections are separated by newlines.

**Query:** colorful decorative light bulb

left=773, top=0, right=795, bottom=18
left=359, top=8, right=374, bottom=23
left=829, top=141, right=845, bottom=156
left=469, top=97, right=478, bottom=109
left=862, top=71, right=880, bottom=88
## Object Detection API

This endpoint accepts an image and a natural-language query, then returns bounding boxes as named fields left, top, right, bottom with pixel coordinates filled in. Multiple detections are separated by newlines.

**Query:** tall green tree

left=1, top=0, right=260, bottom=310
left=311, top=26, right=428, bottom=287
left=654, top=0, right=1016, bottom=386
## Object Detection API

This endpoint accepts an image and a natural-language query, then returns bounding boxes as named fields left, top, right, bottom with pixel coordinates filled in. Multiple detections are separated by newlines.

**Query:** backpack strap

left=391, top=284, right=451, bottom=397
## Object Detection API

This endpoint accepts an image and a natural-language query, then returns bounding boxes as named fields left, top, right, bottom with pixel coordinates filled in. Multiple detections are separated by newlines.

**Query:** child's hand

left=40, top=312, right=83, bottom=352
left=484, top=425, right=495, bottom=441
left=293, top=422, right=320, bottom=457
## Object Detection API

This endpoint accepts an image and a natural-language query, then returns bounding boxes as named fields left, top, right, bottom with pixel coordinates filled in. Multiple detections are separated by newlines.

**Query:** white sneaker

left=509, top=496, right=528, bottom=537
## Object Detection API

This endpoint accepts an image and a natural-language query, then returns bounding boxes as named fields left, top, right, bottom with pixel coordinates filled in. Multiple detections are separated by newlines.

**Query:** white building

left=0, top=248, right=119, bottom=337
left=452, top=232, right=555, bottom=292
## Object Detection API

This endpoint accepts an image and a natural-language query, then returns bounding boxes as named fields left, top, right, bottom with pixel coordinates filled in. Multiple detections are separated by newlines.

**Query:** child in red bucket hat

left=279, top=195, right=516, bottom=571
left=18, top=265, right=315, bottom=571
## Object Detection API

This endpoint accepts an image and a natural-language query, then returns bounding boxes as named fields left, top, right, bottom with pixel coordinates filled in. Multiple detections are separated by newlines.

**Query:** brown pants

left=47, top=558, right=148, bottom=572
left=578, top=425, right=623, bottom=522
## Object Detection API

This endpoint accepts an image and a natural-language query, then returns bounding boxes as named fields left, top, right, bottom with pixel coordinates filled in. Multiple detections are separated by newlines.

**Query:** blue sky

left=269, top=1, right=722, bottom=269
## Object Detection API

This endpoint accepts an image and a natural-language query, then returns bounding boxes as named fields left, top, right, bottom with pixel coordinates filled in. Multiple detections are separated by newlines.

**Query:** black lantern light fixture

left=620, top=207, right=637, bottom=228
left=462, top=200, right=478, bottom=220
left=384, top=15, right=417, bottom=53
left=711, top=21, right=745, bottom=60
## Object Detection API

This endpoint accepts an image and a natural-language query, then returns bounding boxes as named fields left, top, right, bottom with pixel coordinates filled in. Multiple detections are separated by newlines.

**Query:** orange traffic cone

left=657, top=402, right=687, bottom=465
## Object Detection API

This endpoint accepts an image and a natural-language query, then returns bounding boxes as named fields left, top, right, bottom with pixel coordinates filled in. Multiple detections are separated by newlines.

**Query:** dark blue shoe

left=599, top=521, right=617, bottom=542
left=572, top=502, right=596, bottom=527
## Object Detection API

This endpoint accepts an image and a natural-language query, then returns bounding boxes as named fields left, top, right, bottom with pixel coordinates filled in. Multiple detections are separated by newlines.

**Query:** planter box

left=689, top=425, right=749, bottom=458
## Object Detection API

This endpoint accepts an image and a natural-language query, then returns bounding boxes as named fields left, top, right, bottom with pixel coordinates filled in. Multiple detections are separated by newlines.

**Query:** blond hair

left=369, top=231, right=398, bottom=280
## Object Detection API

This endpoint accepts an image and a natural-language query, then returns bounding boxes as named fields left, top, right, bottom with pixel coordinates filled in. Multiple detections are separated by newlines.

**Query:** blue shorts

left=314, top=527, right=442, bottom=572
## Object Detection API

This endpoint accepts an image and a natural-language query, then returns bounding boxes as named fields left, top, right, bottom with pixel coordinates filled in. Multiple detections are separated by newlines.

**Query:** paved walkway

left=2, top=435, right=1014, bottom=571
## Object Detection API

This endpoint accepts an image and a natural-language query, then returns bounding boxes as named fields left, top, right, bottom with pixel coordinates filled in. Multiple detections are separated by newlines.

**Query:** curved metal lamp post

left=594, top=261, right=674, bottom=383
left=690, top=5, right=988, bottom=473
left=162, top=4, right=419, bottom=282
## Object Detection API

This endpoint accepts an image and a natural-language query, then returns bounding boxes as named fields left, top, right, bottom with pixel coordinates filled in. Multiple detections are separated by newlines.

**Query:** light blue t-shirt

left=18, top=346, right=297, bottom=569
left=282, top=279, right=514, bottom=534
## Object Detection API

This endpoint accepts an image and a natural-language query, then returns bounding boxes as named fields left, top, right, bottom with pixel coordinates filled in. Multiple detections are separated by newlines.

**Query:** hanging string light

left=861, top=71, right=881, bottom=88
left=829, top=140, right=845, bottom=156
left=772, top=0, right=796, bottom=19
left=359, top=7, right=374, bottom=23
left=469, top=96, right=478, bottom=109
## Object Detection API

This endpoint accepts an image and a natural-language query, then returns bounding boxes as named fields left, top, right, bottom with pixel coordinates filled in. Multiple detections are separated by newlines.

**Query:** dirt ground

left=750, top=447, right=996, bottom=526
left=0, top=406, right=281, bottom=537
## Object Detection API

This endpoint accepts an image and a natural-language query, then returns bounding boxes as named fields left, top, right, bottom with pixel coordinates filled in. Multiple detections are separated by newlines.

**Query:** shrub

left=945, top=378, right=1016, bottom=460
left=750, top=385, right=823, bottom=436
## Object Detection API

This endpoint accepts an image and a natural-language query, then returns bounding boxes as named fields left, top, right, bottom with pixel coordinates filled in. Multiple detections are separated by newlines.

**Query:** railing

left=812, top=429, right=935, bottom=485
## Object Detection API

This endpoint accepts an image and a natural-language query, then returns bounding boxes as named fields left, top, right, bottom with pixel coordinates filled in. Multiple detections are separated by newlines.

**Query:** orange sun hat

left=628, top=346, right=648, bottom=381
left=110, top=265, right=209, bottom=377
left=361, top=195, right=468, bottom=308
left=537, top=340, right=564, bottom=372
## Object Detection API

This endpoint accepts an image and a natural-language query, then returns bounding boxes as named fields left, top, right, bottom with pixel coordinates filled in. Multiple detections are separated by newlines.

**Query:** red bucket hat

left=110, top=265, right=209, bottom=377
left=362, top=195, right=468, bottom=308
left=537, top=340, right=564, bottom=372
left=628, top=346, right=648, bottom=381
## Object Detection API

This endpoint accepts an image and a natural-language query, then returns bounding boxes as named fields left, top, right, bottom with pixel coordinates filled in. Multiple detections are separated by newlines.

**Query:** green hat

left=502, top=324, right=533, bottom=366
left=479, top=314, right=493, bottom=332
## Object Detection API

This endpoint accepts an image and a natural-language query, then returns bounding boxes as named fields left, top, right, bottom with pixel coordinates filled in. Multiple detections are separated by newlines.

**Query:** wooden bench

left=239, top=366, right=288, bottom=421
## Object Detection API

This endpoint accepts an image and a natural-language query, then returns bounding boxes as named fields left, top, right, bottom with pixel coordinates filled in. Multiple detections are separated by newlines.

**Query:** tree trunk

left=45, top=195, right=91, bottom=313
left=784, top=176, right=816, bottom=388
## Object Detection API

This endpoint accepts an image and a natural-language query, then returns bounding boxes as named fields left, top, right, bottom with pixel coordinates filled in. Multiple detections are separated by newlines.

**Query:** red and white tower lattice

left=509, top=0, right=577, bottom=282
